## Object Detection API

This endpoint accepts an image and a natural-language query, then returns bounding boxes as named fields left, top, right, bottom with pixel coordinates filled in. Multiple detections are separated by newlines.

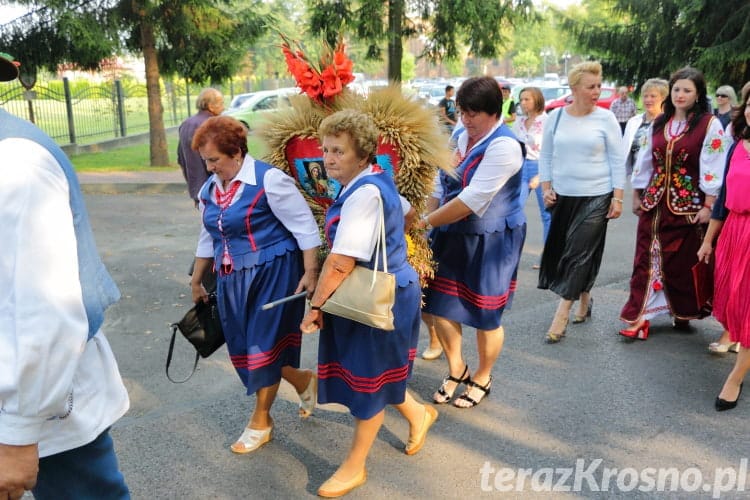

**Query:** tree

left=564, top=0, right=750, bottom=90
left=307, top=0, right=538, bottom=83
left=513, top=49, right=539, bottom=78
left=0, top=0, right=269, bottom=166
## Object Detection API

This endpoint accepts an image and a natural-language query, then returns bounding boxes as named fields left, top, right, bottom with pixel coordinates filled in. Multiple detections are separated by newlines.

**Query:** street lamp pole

left=540, top=49, right=552, bottom=74
left=562, top=52, right=571, bottom=76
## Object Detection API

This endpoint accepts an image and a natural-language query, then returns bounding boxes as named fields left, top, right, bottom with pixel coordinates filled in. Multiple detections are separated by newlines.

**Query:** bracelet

left=310, top=305, right=322, bottom=311
left=612, top=197, right=623, bottom=203
left=421, top=214, right=433, bottom=231
left=703, top=202, right=713, bottom=210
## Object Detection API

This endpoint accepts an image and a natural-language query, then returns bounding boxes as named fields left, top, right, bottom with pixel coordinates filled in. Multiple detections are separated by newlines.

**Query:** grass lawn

left=70, top=133, right=268, bottom=172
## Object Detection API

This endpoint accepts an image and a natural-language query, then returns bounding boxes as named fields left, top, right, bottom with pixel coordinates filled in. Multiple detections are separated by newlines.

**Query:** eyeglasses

left=716, top=94, right=728, bottom=98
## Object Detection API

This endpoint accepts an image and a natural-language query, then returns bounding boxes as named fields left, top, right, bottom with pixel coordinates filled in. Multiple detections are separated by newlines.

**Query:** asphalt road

left=83, top=185, right=749, bottom=499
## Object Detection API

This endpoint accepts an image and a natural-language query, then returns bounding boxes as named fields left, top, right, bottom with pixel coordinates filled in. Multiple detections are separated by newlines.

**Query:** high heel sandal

left=545, top=316, right=569, bottom=344
left=572, top=297, right=593, bottom=324
left=619, top=319, right=650, bottom=340
left=454, top=376, right=492, bottom=408
left=433, top=364, right=470, bottom=404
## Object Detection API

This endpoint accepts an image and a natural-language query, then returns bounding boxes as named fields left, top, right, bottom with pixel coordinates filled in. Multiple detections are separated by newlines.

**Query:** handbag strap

left=370, top=194, right=388, bottom=285
left=165, top=323, right=200, bottom=383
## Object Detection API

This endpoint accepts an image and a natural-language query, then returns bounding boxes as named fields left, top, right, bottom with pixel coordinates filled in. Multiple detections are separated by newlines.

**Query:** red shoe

left=619, top=320, right=650, bottom=340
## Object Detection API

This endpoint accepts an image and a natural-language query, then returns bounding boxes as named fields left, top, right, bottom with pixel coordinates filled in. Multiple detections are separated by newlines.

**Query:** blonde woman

left=622, top=78, right=669, bottom=177
left=713, top=84, right=737, bottom=130
left=538, top=61, right=626, bottom=343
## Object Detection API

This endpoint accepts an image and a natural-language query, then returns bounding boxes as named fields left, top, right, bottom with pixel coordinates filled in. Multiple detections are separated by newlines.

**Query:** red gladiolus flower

left=711, top=138, right=722, bottom=150
left=321, top=65, right=343, bottom=99
left=280, top=34, right=355, bottom=103
left=704, top=173, right=714, bottom=182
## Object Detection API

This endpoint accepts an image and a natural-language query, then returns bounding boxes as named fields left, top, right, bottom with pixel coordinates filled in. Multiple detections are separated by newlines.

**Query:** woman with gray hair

left=622, top=78, right=669, bottom=177
left=300, top=109, right=435, bottom=497
left=713, top=84, right=737, bottom=129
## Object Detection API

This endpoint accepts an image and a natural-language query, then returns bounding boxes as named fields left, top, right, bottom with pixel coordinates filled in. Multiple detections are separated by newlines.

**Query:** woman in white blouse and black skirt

left=538, top=61, right=626, bottom=343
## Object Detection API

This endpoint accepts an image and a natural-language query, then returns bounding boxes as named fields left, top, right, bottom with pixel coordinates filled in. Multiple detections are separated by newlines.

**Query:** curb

left=81, top=183, right=187, bottom=195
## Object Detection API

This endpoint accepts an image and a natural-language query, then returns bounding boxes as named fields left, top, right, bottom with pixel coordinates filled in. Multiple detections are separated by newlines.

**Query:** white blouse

left=512, top=112, right=548, bottom=161
left=431, top=122, right=524, bottom=216
left=331, top=165, right=411, bottom=262
left=196, top=155, right=321, bottom=258
left=631, top=117, right=730, bottom=195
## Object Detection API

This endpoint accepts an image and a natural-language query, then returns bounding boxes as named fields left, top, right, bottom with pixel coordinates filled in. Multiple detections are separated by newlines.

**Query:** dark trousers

left=33, top=429, right=130, bottom=500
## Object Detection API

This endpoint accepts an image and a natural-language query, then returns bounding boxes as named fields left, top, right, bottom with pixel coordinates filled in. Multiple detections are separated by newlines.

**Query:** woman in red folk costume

left=620, top=67, right=730, bottom=339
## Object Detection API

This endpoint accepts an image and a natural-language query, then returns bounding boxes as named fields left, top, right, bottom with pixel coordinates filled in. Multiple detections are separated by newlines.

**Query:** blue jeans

left=520, top=159, right=551, bottom=242
left=33, top=429, right=130, bottom=500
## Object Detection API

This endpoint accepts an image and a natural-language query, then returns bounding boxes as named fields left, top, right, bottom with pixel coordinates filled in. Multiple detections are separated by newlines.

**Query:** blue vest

left=325, top=171, right=418, bottom=287
left=0, top=109, right=120, bottom=339
left=439, top=125, right=525, bottom=234
left=200, top=161, right=298, bottom=274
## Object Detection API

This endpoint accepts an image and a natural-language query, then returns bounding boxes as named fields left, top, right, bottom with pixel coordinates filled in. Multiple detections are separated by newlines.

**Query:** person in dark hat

left=0, top=52, right=131, bottom=500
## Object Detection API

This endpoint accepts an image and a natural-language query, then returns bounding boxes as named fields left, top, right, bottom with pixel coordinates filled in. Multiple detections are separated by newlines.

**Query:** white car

left=223, top=87, right=299, bottom=130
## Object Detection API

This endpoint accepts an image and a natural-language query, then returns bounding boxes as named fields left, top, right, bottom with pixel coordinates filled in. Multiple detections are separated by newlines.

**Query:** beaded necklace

left=666, top=118, right=688, bottom=140
left=215, top=180, right=242, bottom=275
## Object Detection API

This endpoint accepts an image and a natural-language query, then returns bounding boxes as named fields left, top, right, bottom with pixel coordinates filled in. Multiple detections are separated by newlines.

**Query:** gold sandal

left=545, top=316, right=569, bottom=344
left=572, top=297, right=593, bottom=324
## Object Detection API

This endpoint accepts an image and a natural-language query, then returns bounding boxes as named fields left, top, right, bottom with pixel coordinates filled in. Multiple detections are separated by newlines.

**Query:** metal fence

left=0, top=77, right=293, bottom=146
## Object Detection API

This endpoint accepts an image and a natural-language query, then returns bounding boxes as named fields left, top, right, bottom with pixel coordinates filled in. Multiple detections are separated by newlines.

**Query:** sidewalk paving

left=78, top=169, right=187, bottom=194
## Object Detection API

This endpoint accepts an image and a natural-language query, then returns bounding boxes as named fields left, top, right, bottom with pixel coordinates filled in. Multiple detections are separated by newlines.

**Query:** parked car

left=415, top=83, right=446, bottom=105
left=545, top=86, right=617, bottom=112
left=513, top=84, right=570, bottom=117
left=223, top=87, right=299, bottom=130
left=228, top=92, right=256, bottom=110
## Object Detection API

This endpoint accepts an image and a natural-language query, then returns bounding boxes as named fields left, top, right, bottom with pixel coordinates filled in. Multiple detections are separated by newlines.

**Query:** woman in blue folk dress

left=421, top=76, right=526, bottom=408
left=300, top=109, right=437, bottom=498
left=190, top=116, right=321, bottom=454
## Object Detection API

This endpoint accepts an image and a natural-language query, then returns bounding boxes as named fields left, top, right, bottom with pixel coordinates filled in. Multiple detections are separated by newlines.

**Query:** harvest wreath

left=259, top=36, right=453, bottom=285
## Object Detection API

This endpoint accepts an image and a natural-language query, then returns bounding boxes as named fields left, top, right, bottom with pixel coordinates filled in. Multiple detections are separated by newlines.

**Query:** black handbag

left=166, top=293, right=225, bottom=383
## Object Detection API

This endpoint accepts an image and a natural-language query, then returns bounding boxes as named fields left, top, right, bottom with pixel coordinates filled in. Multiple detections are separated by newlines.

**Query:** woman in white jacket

left=622, top=78, right=669, bottom=177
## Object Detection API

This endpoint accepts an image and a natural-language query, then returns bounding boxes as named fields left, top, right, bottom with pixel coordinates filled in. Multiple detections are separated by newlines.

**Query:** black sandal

left=453, top=376, right=492, bottom=408
left=433, top=365, right=470, bottom=404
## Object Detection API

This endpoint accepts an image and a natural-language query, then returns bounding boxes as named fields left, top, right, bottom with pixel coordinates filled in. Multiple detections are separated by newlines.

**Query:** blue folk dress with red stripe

left=423, top=125, right=526, bottom=330
left=199, top=161, right=303, bottom=395
left=318, top=171, right=421, bottom=420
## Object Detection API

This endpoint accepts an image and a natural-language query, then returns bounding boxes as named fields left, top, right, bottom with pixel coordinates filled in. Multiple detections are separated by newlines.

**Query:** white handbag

left=321, top=196, right=396, bottom=330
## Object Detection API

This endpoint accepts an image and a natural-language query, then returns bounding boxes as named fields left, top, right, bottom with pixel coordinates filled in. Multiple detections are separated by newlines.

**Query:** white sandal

left=709, top=342, right=740, bottom=354
left=298, top=373, right=317, bottom=418
left=230, top=426, right=272, bottom=454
